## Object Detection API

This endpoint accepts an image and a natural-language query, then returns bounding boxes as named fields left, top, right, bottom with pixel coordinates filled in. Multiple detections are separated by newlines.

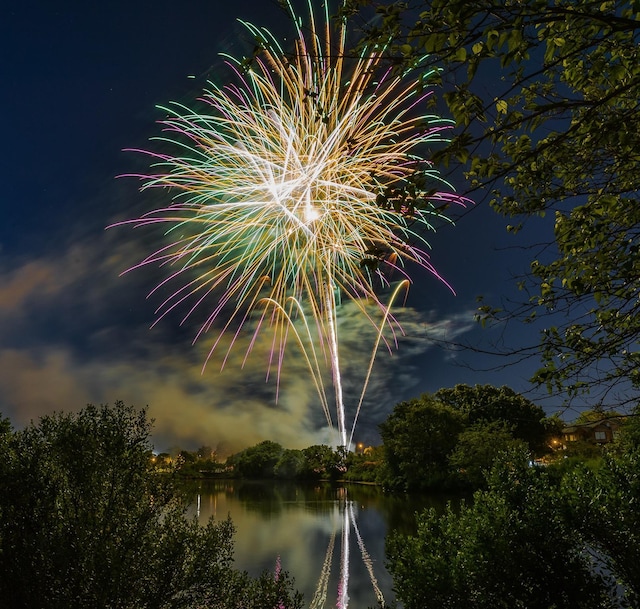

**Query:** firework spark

left=114, top=0, right=467, bottom=448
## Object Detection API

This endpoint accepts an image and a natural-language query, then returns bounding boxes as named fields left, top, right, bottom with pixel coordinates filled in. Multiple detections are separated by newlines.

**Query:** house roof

left=562, top=416, right=626, bottom=434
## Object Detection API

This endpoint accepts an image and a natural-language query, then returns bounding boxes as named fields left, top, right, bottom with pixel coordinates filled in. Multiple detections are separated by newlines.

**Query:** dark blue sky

left=0, top=0, right=566, bottom=451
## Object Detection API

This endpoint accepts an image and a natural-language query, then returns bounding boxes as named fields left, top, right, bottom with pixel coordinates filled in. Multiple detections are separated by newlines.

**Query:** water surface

left=187, top=480, right=449, bottom=609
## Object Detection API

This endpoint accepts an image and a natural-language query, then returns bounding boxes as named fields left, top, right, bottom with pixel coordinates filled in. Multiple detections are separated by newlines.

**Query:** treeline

left=175, top=384, right=565, bottom=492
left=168, top=438, right=384, bottom=483
left=170, top=384, right=638, bottom=497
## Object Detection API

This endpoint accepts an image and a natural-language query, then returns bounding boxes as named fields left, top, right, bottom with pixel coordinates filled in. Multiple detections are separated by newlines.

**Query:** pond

left=186, top=480, right=451, bottom=609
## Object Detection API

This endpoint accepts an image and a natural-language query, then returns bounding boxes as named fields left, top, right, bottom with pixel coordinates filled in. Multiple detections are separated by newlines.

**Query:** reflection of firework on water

left=338, top=502, right=351, bottom=609
left=310, top=497, right=382, bottom=609
left=310, top=530, right=336, bottom=609
left=350, top=502, right=384, bottom=606
left=114, top=0, right=467, bottom=447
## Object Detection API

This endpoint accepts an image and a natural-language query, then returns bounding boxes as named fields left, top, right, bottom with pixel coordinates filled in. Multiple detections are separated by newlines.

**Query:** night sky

left=1, top=0, right=564, bottom=453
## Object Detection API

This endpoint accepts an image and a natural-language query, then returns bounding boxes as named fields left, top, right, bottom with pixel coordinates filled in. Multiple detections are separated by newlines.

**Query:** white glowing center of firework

left=305, top=206, right=320, bottom=222
left=275, top=177, right=323, bottom=225
left=119, top=0, right=468, bottom=453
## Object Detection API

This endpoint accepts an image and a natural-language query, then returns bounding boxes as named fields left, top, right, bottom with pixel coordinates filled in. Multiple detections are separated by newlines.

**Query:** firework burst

left=114, top=0, right=468, bottom=448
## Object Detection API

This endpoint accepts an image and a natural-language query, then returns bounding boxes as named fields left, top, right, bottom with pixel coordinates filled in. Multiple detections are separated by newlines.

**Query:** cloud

left=0, top=229, right=476, bottom=452
left=0, top=260, right=61, bottom=311
left=0, top=349, right=88, bottom=421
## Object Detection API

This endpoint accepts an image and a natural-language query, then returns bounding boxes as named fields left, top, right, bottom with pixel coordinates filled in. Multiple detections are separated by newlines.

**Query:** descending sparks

left=113, top=0, right=468, bottom=448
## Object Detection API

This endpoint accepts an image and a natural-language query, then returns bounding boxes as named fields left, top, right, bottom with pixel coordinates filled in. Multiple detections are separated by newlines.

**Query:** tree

left=348, top=0, right=640, bottom=407
left=434, top=384, right=548, bottom=455
left=153, top=451, right=172, bottom=470
left=0, top=402, right=302, bottom=609
left=179, top=449, right=197, bottom=464
left=196, top=445, right=215, bottom=459
left=0, top=413, right=10, bottom=437
left=613, top=407, right=640, bottom=452
left=448, top=420, right=525, bottom=487
left=231, top=440, right=284, bottom=478
left=379, top=394, right=464, bottom=490
left=564, top=446, right=640, bottom=606
left=387, top=447, right=619, bottom=609
left=300, top=444, right=338, bottom=479
left=344, top=445, right=385, bottom=483
left=562, top=437, right=605, bottom=461
left=574, top=406, right=624, bottom=424
left=274, top=449, right=305, bottom=479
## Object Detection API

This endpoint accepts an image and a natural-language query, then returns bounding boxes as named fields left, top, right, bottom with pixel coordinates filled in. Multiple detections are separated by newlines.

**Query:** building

left=562, top=417, right=625, bottom=447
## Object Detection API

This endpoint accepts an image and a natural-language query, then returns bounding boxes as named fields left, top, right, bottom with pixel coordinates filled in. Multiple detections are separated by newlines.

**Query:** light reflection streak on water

left=350, top=502, right=384, bottom=606
left=309, top=530, right=335, bottom=609
left=337, top=500, right=351, bottom=609
left=309, top=492, right=384, bottom=609
left=192, top=486, right=387, bottom=608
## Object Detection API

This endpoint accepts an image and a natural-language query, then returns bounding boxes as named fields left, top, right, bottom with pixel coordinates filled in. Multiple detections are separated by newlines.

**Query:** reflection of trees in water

left=188, top=480, right=460, bottom=607
left=381, top=491, right=465, bottom=537
left=195, top=481, right=391, bottom=607
left=193, top=479, right=366, bottom=517
left=234, top=481, right=356, bottom=516
left=236, top=481, right=288, bottom=516
left=229, top=480, right=394, bottom=517
left=192, top=479, right=459, bottom=526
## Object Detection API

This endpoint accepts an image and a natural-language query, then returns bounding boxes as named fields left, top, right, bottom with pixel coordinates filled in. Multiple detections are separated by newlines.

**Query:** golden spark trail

left=113, top=0, right=468, bottom=447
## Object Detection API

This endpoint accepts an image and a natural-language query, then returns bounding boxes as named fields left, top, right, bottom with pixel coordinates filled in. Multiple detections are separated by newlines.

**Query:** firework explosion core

left=115, top=0, right=467, bottom=449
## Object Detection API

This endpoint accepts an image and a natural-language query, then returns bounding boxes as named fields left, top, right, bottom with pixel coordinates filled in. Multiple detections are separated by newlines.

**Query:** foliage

left=562, top=438, right=605, bottom=461
left=230, top=440, right=284, bottom=479
left=343, top=448, right=377, bottom=482
left=563, top=447, right=640, bottom=606
left=434, top=384, right=549, bottom=454
left=0, top=402, right=302, bottom=609
left=172, top=446, right=226, bottom=478
left=0, top=413, right=10, bottom=437
left=612, top=407, right=640, bottom=452
left=543, top=412, right=566, bottom=448
left=448, top=421, right=525, bottom=488
left=274, top=449, right=305, bottom=479
left=387, top=448, right=620, bottom=609
left=196, top=444, right=216, bottom=459
left=206, top=441, right=375, bottom=481
left=575, top=407, right=624, bottom=424
left=377, top=385, right=554, bottom=490
left=343, top=446, right=385, bottom=482
left=300, top=444, right=342, bottom=479
left=349, top=0, right=640, bottom=406
left=224, top=442, right=350, bottom=480
left=379, top=394, right=464, bottom=490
